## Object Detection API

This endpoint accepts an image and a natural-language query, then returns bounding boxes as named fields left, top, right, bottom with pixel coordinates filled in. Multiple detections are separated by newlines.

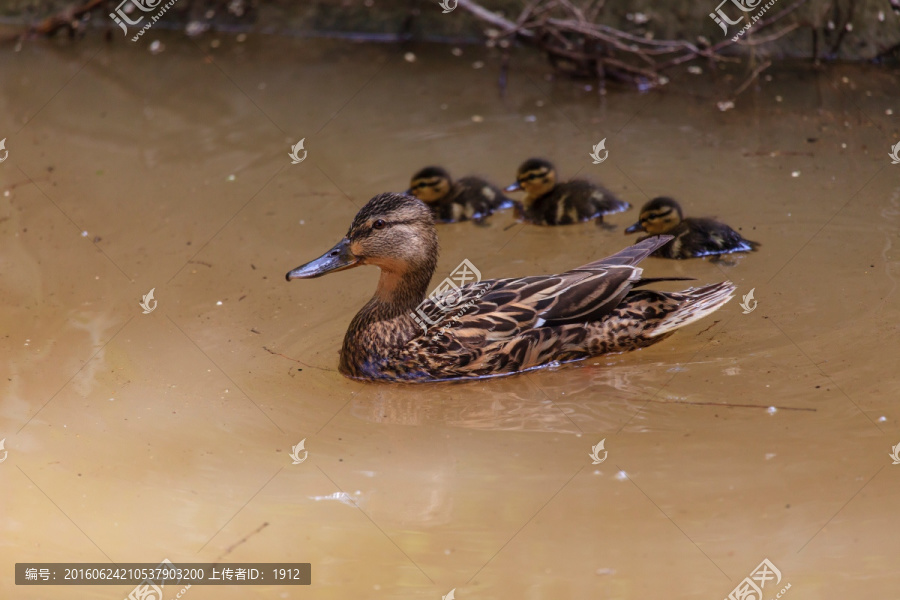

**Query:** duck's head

left=624, top=197, right=684, bottom=235
left=504, top=158, right=557, bottom=203
left=407, top=166, right=452, bottom=203
left=286, top=193, right=439, bottom=304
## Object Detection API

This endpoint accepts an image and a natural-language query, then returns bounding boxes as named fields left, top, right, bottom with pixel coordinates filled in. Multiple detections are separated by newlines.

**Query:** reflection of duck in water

left=504, top=158, right=630, bottom=226
left=286, top=193, right=735, bottom=382
left=624, top=197, right=760, bottom=259
left=407, top=166, right=513, bottom=224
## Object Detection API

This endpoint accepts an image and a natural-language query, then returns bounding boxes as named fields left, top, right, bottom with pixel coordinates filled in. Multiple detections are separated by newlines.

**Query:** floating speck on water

left=216, top=301, right=223, bottom=306
left=878, top=416, right=887, bottom=422
left=775, top=95, right=783, bottom=102
left=236, top=33, right=247, bottom=43
left=886, top=109, right=894, bottom=115
left=81, top=231, right=89, bottom=237
left=451, top=47, right=462, bottom=57
left=791, top=171, right=800, bottom=178
left=717, top=100, right=735, bottom=112
left=186, top=21, right=207, bottom=37
left=440, top=103, right=448, bottom=110
left=205, top=8, right=215, bottom=18
left=765, top=453, right=776, bottom=460
left=149, top=40, right=164, bottom=54
left=841, top=76, right=849, bottom=83
left=615, top=471, right=628, bottom=481
left=687, top=66, right=702, bottom=75
left=4, top=190, right=9, bottom=197
left=404, top=52, right=416, bottom=63
left=471, top=115, right=484, bottom=123
left=596, top=568, right=616, bottom=575
left=845, top=23, right=853, bottom=31
left=841, top=143, right=847, bottom=148
left=472, top=61, right=484, bottom=69
left=878, top=10, right=885, bottom=21
left=227, top=174, right=236, bottom=182
left=524, top=115, right=537, bottom=122
left=210, top=39, right=221, bottom=49
left=257, top=82, right=266, bottom=90
left=299, top=220, right=305, bottom=225
left=536, top=100, right=544, bottom=107
left=584, top=84, right=593, bottom=91
left=767, top=406, right=777, bottom=415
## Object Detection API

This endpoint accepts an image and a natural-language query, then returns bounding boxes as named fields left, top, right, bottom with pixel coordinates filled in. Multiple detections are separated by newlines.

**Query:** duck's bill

left=285, top=238, right=360, bottom=281
left=623, top=222, right=643, bottom=234
left=503, top=182, right=522, bottom=192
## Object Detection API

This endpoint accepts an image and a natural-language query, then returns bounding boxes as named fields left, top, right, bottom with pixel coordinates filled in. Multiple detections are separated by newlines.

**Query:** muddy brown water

left=1, top=32, right=899, bottom=599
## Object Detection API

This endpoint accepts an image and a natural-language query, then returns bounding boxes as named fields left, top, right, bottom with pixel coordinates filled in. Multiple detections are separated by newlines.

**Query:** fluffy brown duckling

left=624, top=197, right=760, bottom=259
left=407, top=166, right=513, bottom=224
left=504, top=158, right=630, bottom=226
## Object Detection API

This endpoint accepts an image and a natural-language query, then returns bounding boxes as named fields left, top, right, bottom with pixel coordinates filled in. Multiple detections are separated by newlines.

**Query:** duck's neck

left=371, top=263, right=433, bottom=317
left=351, top=257, right=437, bottom=328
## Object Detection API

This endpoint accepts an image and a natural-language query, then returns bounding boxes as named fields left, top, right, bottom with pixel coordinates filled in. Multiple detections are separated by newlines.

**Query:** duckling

left=624, top=197, right=760, bottom=259
left=286, top=192, right=735, bottom=382
left=504, top=158, right=630, bottom=226
left=407, top=166, right=513, bottom=224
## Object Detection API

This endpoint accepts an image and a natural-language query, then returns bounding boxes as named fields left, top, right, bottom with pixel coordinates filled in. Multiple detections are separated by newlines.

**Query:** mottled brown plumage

left=286, top=193, right=735, bottom=382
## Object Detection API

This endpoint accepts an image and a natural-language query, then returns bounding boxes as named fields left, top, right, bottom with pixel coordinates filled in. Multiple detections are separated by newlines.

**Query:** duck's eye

left=372, top=219, right=387, bottom=230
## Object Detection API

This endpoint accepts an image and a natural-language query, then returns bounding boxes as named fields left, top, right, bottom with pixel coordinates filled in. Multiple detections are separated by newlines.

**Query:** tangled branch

left=456, top=0, right=810, bottom=88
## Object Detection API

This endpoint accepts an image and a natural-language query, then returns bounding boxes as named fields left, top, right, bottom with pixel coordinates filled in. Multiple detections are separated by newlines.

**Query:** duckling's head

left=408, top=166, right=452, bottom=203
left=286, top=193, right=438, bottom=292
left=624, top=197, right=684, bottom=235
left=504, top=158, right=557, bottom=203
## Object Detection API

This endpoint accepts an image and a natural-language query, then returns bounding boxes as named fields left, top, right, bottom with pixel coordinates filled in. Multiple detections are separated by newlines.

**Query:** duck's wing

left=440, top=236, right=674, bottom=344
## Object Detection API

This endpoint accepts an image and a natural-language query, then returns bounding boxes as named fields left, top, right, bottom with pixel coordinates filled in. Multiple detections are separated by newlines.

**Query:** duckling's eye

left=372, top=219, right=387, bottom=230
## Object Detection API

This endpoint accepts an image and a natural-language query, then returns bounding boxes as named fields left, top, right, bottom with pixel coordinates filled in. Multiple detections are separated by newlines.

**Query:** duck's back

left=648, top=218, right=759, bottom=258
left=527, top=180, right=629, bottom=225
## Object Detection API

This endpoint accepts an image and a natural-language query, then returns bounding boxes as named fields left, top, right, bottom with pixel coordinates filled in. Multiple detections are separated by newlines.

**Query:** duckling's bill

left=285, top=238, right=360, bottom=280
left=503, top=182, right=522, bottom=192
left=624, top=221, right=643, bottom=234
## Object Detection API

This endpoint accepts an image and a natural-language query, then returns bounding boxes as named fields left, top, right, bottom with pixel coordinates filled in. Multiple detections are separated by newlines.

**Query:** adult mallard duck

left=285, top=193, right=735, bottom=382
left=624, top=197, right=760, bottom=259
left=504, top=158, right=630, bottom=226
left=407, top=166, right=513, bottom=224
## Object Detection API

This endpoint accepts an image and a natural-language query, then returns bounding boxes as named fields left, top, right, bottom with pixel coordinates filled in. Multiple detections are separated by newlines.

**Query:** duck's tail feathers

left=578, top=235, right=674, bottom=271
left=632, top=276, right=696, bottom=288
left=648, top=281, right=736, bottom=338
